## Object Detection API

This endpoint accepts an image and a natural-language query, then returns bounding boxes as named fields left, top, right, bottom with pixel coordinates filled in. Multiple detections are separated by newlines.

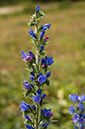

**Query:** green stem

left=35, top=13, right=40, bottom=129
left=36, top=105, right=39, bottom=129
left=79, top=123, right=81, bottom=129
left=36, top=25, right=40, bottom=71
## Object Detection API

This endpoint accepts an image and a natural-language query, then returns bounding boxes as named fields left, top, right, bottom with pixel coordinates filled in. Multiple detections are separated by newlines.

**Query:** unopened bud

left=75, top=104, right=77, bottom=107
left=44, top=36, right=49, bottom=40
left=42, top=64, right=45, bottom=68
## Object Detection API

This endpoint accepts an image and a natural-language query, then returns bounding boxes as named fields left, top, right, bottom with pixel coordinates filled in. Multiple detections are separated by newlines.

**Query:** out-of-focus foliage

left=0, top=1, right=85, bottom=129
left=0, top=0, right=84, bottom=6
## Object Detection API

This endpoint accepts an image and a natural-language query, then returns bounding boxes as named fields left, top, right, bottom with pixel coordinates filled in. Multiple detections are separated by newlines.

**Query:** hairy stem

left=35, top=13, right=40, bottom=129
left=36, top=105, right=39, bottom=129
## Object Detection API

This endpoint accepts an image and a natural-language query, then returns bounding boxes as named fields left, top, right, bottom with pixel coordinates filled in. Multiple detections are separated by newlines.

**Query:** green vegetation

left=0, top=0, right=84, bottom=7
left=0, top=1, right=85, bottom=129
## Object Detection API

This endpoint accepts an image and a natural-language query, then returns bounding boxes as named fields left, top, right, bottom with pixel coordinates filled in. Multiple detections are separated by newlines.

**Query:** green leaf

left=28, top=21, right=35, bottom=27
left=28, top=41, right=34, bottom=46
left=51, top=120, right=58, bottom=123
left=42, top=101, right=49, bottom=105
left=45, top=79, right=50, bottom=86
left=41, top=39, right=47, bottom=45
left=38, top=25, right=43, bottom=32
left=47, top=67, right=54, bottom=71
left=22, top=110, right=28, bottom=117
left=40, top=51, right=46, bottom=56
left=25, top=68, right=31, bottom=72
left=39, top=11, right=45, bottom=17
left=25, top=91, right=30, bottom=97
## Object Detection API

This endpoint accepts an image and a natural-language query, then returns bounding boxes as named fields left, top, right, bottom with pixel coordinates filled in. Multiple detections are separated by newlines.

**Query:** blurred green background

left=0, top=0, right=85, bottom=129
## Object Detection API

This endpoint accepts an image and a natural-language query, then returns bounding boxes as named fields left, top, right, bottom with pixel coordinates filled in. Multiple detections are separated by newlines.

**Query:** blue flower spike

left=20, top=5, right=53, bottom=129
left=69, top=93, right=85, bottom=129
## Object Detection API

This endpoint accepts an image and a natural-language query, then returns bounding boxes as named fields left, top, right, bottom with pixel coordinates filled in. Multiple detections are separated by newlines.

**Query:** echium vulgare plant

left=20, top=6, right=54, bottom=129
left=69, top=93, right=85, bottom=129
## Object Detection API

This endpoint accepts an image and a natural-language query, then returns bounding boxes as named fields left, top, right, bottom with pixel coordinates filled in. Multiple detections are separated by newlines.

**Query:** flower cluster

left=20, top=6, right=54, bottom=129
left=69, top=94, right=85, bottom=129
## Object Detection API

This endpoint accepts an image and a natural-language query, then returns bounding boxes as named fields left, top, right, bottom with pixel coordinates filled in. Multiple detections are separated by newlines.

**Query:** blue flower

left=29, top=76, right=35, bottom=81
left=74, top=125, right=78, bottom=129
left=37, top=89, right=43, bottom=94
left=23, top=81, right=34, bottom=89
left=69, top=94, right=79, bottom=103
left=36, top=6, right=40, bottom=13
left=28, top=29, right=36, bottom=39
left=20, top=101, right=31, bottom=112
left=40, top=28, right=46, bottom=40
left=73, top=113, right=79, bottom=124
left=41, top=58, right=46, bottom=65
left=30, top=71, right=35, bottom=76
left=25, top=115, right=31, bottom=121
left=38, top=72, right=43, bottom=76
left=46, top=57, right=54, bottom=66
left=79, top=117, right=85, bottom=123
left=78, top=103, right=84, bottom=109
left=80, top=124, right=84, bottom=129
left=42, top=123, right=50, bottom=128
left=69, top=106, right=75, bottom=114
left=21, top=51, right=32, bottom=61
left=40, top=24, right=51, bottom=40
left=42, top=93, right=47, bottom=99
left=83, top=113, right=85, bottom=118
left=41, top=56, right=54, bottom=67
left=31, top=105, right=36, bottom=111
left=42, top=23, right=51, bottom=29
left=32, top=94, right=41, bottom=103
left=29, top=70, right=35, bottom=81
left=46, top=71, right=51, bottom=78
left=38, top=75, right=46, bottom=84
left=40, top=45, right=45, bottom=53
left=28, top=50, right=35, bottom=59
left=25, top=124, right=34, bottom=129
left=80, top=94, right=85, bottom=103
left=45, top=110, right=53, bottom=117
left=81, top=109, right=84, bottom=114
left=23, top=81, right=31, bottom=89
left=41, top=108, right=51, bottom=116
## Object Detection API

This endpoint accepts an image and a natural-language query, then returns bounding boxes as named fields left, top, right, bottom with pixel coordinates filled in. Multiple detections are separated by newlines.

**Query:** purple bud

left=26, top=56, right=32, bottom=61
left=44, top=36, right=50, bottom=40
